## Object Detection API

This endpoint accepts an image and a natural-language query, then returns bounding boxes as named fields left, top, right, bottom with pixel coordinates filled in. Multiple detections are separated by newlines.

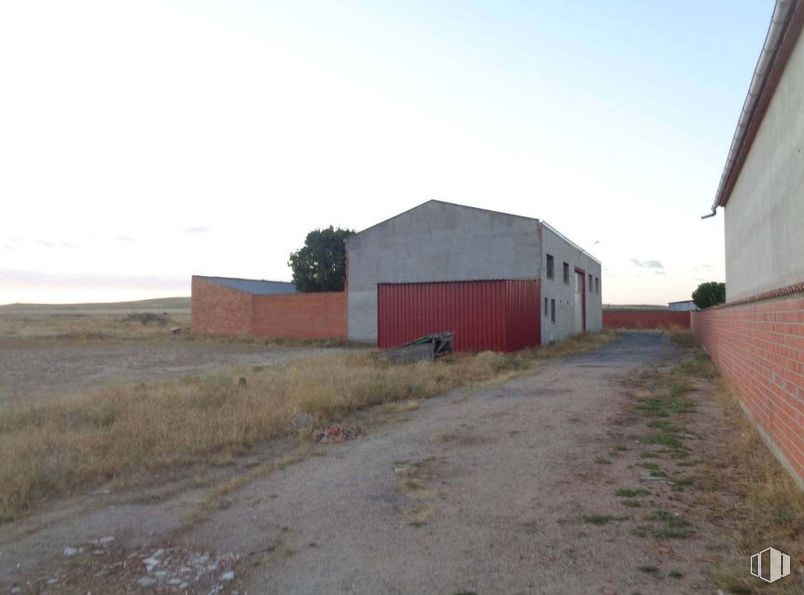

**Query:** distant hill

left=0, top=297, right=190, bottom=315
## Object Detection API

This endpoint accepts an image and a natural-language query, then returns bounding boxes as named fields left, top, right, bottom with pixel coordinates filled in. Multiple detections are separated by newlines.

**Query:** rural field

left=0, top=305, right=801, bottom=594
left=0, top=299, right=343, bottom=407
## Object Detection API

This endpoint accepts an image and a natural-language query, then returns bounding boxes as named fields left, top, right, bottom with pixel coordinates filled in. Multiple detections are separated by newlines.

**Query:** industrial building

left=668, top=300, right=698, bottom=312
left=192, top=201, right=601, bottom=352
left=693, top=0, right=804, bottom=487
left=346, top=200, right=601, bottom=351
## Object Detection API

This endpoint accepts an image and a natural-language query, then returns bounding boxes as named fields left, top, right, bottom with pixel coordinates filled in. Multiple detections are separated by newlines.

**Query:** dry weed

left=0, top=331, right=616, bottom=521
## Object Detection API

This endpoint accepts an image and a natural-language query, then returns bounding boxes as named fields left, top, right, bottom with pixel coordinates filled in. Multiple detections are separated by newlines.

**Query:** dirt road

left=191, top=332, right=724, bottom=594
left=0, top=333, right=761, bottom=593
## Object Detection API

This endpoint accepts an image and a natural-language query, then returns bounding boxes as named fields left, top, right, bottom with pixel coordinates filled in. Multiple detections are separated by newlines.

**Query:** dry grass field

left=0, top=298, right=191, bottom=340
left=0, top=302, right=619, bottom=523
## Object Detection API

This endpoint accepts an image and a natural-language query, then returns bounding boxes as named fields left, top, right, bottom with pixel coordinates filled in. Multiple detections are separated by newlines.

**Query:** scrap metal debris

left=384, top=332, right=453, bottom=364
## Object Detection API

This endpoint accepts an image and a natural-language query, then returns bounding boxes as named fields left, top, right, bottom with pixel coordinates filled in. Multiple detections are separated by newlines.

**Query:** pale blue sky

left=0, top=1, right=773, bottom=304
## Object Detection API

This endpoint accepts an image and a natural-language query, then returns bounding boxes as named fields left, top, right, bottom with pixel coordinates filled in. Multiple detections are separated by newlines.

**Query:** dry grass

left=664, top=327, right=696, bottom=348
left=654, top=348, right=804, bottom=592
left=0, top=331, right=617, bottom=522
left=531, top=330, right=619, bottom=359
left=705, top=383, right=804, bottom=593
left=0, top=313, right=190, bottom=341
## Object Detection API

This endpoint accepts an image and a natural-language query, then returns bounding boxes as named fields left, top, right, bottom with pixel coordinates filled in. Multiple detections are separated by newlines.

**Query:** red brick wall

left=192, top=277, right=347, bottom=339
left=603, top=310, right=691, bottom=330
left=692, top=292, right=804, bottom=486
left=191, top=277, right=251, bottom=335
left=251, top=292, right=346, bottom=339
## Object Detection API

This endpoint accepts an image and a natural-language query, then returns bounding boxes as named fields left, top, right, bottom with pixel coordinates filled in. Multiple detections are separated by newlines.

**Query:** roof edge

left=192, top=275, right=294, bottom=285
left=712, top=0, right=804, bottom=211
left=540, top=221, right=601, bottom=265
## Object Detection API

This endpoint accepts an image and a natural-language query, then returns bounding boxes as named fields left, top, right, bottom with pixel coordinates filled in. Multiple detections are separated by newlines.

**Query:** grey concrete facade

left=539, top=224, right=602, bottom=344
left=724, top=30, right=804, bottom=301
left=346, top=200, right=601, bottom=345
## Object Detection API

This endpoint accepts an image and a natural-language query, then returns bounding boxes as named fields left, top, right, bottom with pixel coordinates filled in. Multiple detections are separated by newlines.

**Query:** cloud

left=7, top=237, right=76, bottom=249
left=36, top=240, right=76, bottom=249
left=2, top=245, right=13, bottom=252
left=631, top=259, right=664, bottom=269
left=115, top=235, right=135, bottom=243
left=183, top=226, right=210, bottom=234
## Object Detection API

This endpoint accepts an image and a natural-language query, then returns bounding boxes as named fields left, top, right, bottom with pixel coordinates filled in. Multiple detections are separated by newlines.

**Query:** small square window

left=550, top=298, right=556, bottom=323
left=544, top=297, right=548, bottom=315
left=563, top=262, right=569, bottom=284
left=546, top=254, right=554, bottom=280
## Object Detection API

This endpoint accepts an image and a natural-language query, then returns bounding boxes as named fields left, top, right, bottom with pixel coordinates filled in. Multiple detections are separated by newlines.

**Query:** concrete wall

left=603, top=310, right=691, bottom=330
left=724, top=32, right=804, bottom=301
left=346, top=201, right=541, bottom=343
left=539, top=224, right=602, bottom=343
left=692, top=292, right=804, bottom=489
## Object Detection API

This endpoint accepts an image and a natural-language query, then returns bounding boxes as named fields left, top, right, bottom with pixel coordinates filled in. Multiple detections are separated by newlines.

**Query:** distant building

left=694, top=0, right=804, bottom=488
left=346, top=200, right=601, bottom=350
left=668, top=300, right=698, bottom=312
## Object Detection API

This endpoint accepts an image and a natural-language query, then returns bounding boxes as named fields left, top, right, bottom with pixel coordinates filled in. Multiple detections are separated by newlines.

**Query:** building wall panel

left=692, top=292, right=804, bottom=488
left=540, top=224, right=602, bottom=343
left=724, top=31, right=804, bottom=300
left=378, top=279, right=540, bottom=352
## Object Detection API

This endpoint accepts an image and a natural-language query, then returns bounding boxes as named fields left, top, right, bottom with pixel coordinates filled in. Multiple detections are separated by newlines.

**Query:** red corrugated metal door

left=377, top=279, right=540, bottom=352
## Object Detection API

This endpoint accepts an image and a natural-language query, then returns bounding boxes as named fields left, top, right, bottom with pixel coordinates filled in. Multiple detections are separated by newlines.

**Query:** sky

left=0, top=0, right=774, bottom=305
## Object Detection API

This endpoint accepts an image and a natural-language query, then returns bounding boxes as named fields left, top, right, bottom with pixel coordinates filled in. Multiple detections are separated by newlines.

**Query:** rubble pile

left=312, top=424, right=365, bottom=444
left=9, top=539, right=241, bottom=594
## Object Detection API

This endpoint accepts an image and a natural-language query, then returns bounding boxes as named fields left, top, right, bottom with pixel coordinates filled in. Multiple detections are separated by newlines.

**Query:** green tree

left=288, top=226, right=355, bottom=292
left=692, top=281, right=726, bottom=309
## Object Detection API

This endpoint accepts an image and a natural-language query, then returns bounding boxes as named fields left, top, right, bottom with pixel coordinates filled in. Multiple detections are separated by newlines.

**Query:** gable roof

left=347, top=199, right=539, bottom=241
left=347, top=199, right=600, bottom=263
left=710, top=0, right=804, bottom=213
left=195, top=275, right=296, bottom=295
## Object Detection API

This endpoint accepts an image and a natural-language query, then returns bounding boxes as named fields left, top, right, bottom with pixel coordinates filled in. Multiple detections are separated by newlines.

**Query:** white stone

left=137, top=576, right=157, bottom=588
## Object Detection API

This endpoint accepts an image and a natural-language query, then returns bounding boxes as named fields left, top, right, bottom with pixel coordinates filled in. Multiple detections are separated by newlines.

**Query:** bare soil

left=0, top=333, right=800, bottom=594
left=0, top=338, right=332, bottom=406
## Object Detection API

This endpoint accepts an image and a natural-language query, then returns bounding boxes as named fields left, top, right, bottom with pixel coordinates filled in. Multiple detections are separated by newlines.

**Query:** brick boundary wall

left=251, top=292, right=346, bottom=339
left=603, top=310, right=691, bottom=330
left=191, top=277, right=347, bottom=339
left=692, top=289, right=804, bottom=489
left=191, top=277, right=252, bottom=336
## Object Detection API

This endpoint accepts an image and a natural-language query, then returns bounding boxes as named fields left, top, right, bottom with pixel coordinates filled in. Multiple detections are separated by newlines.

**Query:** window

left=595, top=276, right=600, bottom=294
left=550, top=298, right=556, bottom=323
left=563, top=262, right=570, bottom=284
left=546, top=254, right=554, bottom=280
left=588, top=273, right=593, bottom=290
left=544, top=297, right=548, bottom=315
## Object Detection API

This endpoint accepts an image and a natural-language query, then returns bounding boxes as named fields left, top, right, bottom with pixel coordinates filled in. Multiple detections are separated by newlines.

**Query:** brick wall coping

left=703, top=281, right=804, bottom=312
